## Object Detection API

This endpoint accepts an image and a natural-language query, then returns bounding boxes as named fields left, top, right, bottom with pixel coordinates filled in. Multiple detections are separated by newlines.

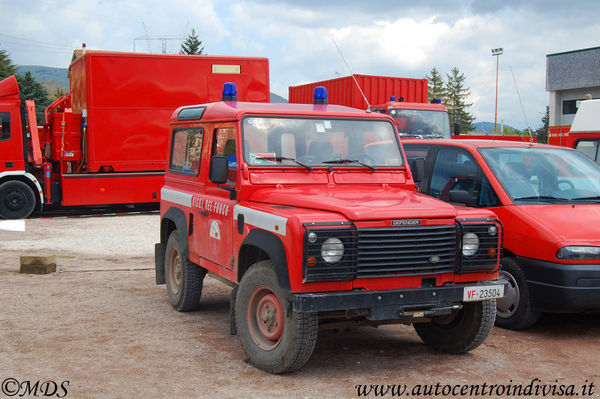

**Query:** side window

left=575, top=140, right=599, bottom=163
left=430, top=148, right=499, bottom=207
left=212, top=127, right=237, bottom=184
left=0, top=112, right=10, bottom=141
left=169, top=127, right=203, bottom=175
left=404, top=145, right=430, bottom=167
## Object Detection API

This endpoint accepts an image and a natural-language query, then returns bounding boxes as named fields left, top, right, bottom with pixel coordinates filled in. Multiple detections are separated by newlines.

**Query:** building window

left=562, top=99, right=585, bottom=115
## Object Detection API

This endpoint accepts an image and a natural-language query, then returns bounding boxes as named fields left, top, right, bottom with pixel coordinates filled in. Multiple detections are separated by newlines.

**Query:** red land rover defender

left=155, top=85, right=505, bottom=373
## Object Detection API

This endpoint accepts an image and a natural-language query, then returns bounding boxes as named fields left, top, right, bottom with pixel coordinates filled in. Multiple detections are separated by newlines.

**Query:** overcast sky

left=2, top=0, right=599, bottom=130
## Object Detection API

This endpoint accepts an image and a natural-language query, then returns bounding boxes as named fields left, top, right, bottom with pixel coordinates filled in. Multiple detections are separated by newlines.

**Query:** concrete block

left=19, top=255, right=57, bottom=274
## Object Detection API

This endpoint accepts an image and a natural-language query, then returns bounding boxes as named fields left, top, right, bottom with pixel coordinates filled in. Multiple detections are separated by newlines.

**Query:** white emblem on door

left=209, top=220, right=221, bottom=240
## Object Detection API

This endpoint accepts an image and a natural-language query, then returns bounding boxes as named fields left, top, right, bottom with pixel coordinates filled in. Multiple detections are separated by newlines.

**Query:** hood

left=518, top=204, right=600, bottom=243
left=249, top=186, right=458, bottom=221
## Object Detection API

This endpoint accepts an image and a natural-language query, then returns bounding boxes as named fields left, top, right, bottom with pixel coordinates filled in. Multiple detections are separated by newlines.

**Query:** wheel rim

left=496, top=270, right=520, bottom=318
left=247, top=286, right=284, bottom=350
left=168, top=247, right=182, bottom=295
left=5, top=189, right=26, bottom=211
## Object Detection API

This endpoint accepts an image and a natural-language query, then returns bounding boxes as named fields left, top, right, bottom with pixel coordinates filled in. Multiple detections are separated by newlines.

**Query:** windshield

left=389, top=109, right=451, bottom=139
left=480, top=146, right=600, bottom=204
left=242, top=117, right=404, bottom=168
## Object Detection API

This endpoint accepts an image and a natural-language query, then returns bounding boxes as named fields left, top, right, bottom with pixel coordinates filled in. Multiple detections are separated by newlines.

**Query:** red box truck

left=289, top=74, right=452, bottom=138
left=0, top=50, right=270, bottom=218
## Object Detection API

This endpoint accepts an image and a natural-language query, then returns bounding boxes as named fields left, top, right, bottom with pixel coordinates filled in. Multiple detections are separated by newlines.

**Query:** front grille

left=356, top=225, right=457, bottom=278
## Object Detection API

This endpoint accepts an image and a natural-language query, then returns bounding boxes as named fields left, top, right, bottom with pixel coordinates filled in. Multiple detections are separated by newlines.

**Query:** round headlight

left=307, top=231, right=318, bottom=243
left=321, top=237, right=344, bottom=264
left=462, top=232, right=480, bottom=257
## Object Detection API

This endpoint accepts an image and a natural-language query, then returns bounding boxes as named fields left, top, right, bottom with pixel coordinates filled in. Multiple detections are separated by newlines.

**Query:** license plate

left=463, top=285, right=504, bottom=302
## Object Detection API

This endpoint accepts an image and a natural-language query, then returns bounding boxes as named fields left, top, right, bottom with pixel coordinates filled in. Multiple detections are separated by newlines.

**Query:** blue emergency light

left=222, top=82, right=237, bottom=101
left=390, top=96, right=395, bottom=101
left=313, top=86, right=328, bottom=104
left=431, top=98, right=442, bottom=104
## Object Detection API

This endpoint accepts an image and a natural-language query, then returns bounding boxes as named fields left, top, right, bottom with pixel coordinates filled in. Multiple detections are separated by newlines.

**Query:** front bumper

left=517, top=256, right=600, bottom=313
left=292, top=282, right=505, bottom=321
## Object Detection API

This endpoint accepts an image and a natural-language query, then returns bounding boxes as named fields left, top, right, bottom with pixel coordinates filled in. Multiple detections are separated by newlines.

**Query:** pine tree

left=425, top=67, right=446, bottom=103
left=535, top=106, right=549, bottom=143
left=180, top=29, right=205, bottom=55
left=16, top=72, right=51, bottom=123
left=445, top=67, right=475, bottom=133
left=0, top=49, right=18, bottom=80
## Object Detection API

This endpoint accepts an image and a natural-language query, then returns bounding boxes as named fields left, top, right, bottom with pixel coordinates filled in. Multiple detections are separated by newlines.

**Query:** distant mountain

left=270, top=92, right=287, bottom=103
left=473, top=121, right=518, bottom=133
left=16, top=66, right=69, bottom=89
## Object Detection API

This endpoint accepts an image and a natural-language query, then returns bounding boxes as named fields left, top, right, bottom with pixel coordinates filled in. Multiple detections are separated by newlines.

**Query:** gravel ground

left=1, top=214, right=599, bottom=399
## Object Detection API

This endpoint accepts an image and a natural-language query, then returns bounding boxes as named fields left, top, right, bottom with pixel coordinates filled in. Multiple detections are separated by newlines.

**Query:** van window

left=169, top=128, right=204, bottom=176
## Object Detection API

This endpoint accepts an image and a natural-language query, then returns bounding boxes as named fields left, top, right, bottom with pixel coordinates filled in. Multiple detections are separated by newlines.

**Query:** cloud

left=2, top=0, right=600, bottom=129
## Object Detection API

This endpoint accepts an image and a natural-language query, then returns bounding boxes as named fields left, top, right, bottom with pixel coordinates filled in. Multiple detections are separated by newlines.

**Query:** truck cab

left=0, top=76, right=44, bottom=219
left=372, top=98, right=451, bottom=139
left=403, top=138, right=600, bottom=329
left=549, top=98, right=600, bottom=163
left=155, top=85, right=505, bottom=373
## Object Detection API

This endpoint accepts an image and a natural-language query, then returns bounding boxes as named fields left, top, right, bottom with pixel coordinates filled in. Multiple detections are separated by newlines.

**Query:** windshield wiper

left=512, top=195, right=569, bottom=202
left=322, top=159, right=376, bottom=171
left=571, top=196, right=600, bottom=202
left=253, top=155, right=312, bottom=171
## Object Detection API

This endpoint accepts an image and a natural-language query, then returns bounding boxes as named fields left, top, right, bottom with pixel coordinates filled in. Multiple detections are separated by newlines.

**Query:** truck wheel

left=495, top=257, right=540, bottom=330
left=165, top=231, right=206, bottom=312
left=235, top=261, right=318, bottom=374
left=0, top=181, right=36, bottom=219
left=414, top=299, right=496, bottom=354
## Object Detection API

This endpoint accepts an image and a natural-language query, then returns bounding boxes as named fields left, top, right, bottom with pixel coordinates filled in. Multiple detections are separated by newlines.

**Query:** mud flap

left=154, top=242, right=165, bottom=284
left=230, top=285, right=238, bottom=335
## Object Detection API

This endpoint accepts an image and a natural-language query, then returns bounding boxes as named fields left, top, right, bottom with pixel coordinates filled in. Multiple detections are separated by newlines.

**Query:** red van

left=404, top=139, right=600, bottom=329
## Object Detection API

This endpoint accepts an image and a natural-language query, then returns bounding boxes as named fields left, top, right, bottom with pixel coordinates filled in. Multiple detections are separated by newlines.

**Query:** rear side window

left=0, top=112, right=10, bottom=140
left=169, top=127, right=204, bottom=175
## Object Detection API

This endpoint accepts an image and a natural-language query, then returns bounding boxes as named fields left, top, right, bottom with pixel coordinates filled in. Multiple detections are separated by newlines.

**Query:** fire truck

left=0, top=50, right=269, bottom=219
left=548, top=98, right=600, bottom=162
left=155, top=84, right=505, bottom=373
left=289, top=74, right=453, bottom=138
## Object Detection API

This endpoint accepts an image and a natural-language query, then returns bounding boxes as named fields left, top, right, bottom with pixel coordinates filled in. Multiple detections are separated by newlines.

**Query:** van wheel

left=235, top=261, right=318, bottom=374
left=165, top=231, right=206, bottom=312
left=495, top=257, right=540, bottom=329
left=414, top=299, right=496, bottom=353
left=0, top=181, right=36, bottom=219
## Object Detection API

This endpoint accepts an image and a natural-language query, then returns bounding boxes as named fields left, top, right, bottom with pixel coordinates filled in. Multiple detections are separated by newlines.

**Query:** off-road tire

left=0, top=180, right=36, bottom=219
left=235, top=261, right=318, bottom=374
left=414, top=299, right=496, bottom=353
left=495, top=257, right=540, bottom=330
left=165, top=231, right=206, bottom=312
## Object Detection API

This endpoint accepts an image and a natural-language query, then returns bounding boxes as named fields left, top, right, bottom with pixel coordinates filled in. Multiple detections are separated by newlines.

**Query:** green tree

left=180, top=29, right=205, bottom=55
left=445, top=66, right=475, bottom=133
left=16, top=72, right=51, bottom=123
left=535, top=106, right=549, bottom=143
left=0, top=49, right=18, bottom=80
left=425, top=67, right=446, bottom=103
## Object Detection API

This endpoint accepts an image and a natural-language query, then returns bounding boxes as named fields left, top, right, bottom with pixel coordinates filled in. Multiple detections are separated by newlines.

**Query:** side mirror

left=454, top=123, right=461, bottom=136
left=411, top=158, right=425, bottom=183
left=209, top=156, right=228, bottom=184
left=449, top=189, right=473, bottom=206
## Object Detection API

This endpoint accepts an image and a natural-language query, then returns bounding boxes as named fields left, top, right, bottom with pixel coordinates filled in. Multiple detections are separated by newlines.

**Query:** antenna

left=509, top=66, right=533, bottom=142
left=331, top=35, right=371, bottom=110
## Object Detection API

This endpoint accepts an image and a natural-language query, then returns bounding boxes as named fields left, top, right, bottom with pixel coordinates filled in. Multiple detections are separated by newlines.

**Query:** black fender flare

left=239, top=229, right=291, bottom=291
left=156, top=207, right=189, bottom=284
